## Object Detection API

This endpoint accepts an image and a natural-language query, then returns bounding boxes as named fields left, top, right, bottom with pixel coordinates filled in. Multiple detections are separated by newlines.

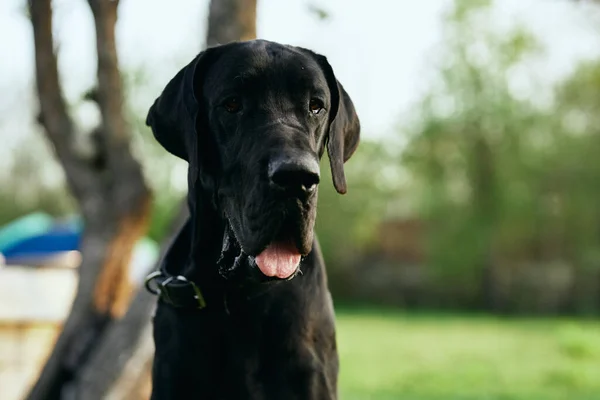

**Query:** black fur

left=146, top=39, right=360, bottom=399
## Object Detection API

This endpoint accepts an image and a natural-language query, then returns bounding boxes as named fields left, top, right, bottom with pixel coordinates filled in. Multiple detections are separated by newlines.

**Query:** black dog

left=145, top=39, right=360, bottom=400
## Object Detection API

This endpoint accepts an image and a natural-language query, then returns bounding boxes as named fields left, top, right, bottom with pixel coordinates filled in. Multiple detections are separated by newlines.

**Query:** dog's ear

left=327, top=79, right=361, bottom=194
left=146, top=47, right=227, bottom=201
left=145, top=66, right=189, bottom=160
left=312, top=55, right=360, bottom=194
left=146, top=48, right=219, bottom=162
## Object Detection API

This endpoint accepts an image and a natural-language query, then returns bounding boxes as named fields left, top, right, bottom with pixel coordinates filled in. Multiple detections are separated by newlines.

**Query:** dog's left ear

left=145, top=58, right=197, bottom=161
left=313, top=55, right=361, bottom=194
left=145, top=46, right=226, bottom=200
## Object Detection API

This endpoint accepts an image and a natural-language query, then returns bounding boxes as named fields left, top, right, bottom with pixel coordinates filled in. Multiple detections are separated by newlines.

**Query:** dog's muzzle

left=217, top=223, right=301, bottom=283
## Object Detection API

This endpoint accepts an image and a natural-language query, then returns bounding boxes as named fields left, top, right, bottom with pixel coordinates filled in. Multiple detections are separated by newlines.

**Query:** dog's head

left=147, top=40, right=359, bottom=282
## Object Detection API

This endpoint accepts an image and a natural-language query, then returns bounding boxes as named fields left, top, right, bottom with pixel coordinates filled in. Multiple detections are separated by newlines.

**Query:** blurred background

left=2, top=0, right=600, bottom=399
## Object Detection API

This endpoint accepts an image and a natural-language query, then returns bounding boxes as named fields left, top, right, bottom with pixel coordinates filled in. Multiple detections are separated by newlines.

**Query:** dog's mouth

left=217, top=222, right=303, bottom=283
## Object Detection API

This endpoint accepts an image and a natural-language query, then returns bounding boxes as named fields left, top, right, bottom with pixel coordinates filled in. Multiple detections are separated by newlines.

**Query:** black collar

left=144, top=267, right=292, bottom=311
left=144, top=270, right=207, bottom=309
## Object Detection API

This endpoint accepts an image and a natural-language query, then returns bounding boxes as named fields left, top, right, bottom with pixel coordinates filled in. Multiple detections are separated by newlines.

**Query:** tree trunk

left=26, top=0, right=151, bottom=398
left=67, top=204, right=189, bottom=399
left=25, top=0, right=258, bottom=398
left=206, top=0, right=257, bottom=47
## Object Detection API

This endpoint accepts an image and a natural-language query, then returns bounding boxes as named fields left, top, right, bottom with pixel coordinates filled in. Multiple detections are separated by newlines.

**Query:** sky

left=1, top=0, right=600, bottom=153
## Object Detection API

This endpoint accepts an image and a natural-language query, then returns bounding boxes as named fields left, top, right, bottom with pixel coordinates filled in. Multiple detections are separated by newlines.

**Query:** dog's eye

left=223, top=97, right=242, bottom=113
left=309, top=99, right=324, bottom=115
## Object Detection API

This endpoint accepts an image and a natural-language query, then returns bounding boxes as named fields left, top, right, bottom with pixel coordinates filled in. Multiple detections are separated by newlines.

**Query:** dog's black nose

left=269, top=155, right=320, bottom=195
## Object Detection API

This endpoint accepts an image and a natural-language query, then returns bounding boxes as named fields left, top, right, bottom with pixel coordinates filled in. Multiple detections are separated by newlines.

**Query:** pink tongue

left=255, top=242, right=301, bottom=279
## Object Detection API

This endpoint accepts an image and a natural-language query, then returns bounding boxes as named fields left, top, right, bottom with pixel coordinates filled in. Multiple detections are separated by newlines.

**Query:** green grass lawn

left=336, top=308, right=600, bottom=400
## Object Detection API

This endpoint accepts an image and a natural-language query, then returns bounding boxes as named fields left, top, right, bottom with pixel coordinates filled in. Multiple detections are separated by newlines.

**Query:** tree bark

left=27, top=0, right=259, bottom=398
left=27, top=0, right=151, bottom=398
left=206, top=0, right=257, bottom=47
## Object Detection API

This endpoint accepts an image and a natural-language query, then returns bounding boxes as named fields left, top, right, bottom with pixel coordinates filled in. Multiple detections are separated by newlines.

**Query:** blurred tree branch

left=29, top=0, right=98, bottom=201
left=207, top=0, right=257, bottom=46
left=27, top=0, right=151, bottom=398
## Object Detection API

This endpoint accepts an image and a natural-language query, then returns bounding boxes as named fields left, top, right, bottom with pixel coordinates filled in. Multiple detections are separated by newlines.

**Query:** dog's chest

left=151, top=295, right=337, bottom=400
left=219, top=310, right=337, bottom=399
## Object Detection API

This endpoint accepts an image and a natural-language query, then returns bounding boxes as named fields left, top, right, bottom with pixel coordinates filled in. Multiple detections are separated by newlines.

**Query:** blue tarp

left=0, top=213, right=159, bottom=272
left=0, top=213, right=82, bottom=260
left=0, top=212, right=55, bottom=253
left=2, top=230, right=81, bottom=258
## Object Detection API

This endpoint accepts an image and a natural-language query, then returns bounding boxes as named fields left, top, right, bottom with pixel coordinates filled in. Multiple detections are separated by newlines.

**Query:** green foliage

left=0, top=144, right=75, bottom=227
left=316, top=140, right=402, bottom=271
left=401, top=0, right=600, bottom=309
left=307, top=4, right=331, bottom=21
left=337, top=308, right=600, bottom=399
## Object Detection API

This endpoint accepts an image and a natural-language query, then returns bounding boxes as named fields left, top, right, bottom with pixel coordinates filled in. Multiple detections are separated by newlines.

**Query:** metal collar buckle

left=144, top=271, right=207, bottom=309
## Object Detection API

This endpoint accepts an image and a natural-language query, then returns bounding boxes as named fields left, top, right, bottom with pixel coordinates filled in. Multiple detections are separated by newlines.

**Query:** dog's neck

left=181, top=196, right=226, bottom=283
left=175, top=195, right=269, bottom=306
